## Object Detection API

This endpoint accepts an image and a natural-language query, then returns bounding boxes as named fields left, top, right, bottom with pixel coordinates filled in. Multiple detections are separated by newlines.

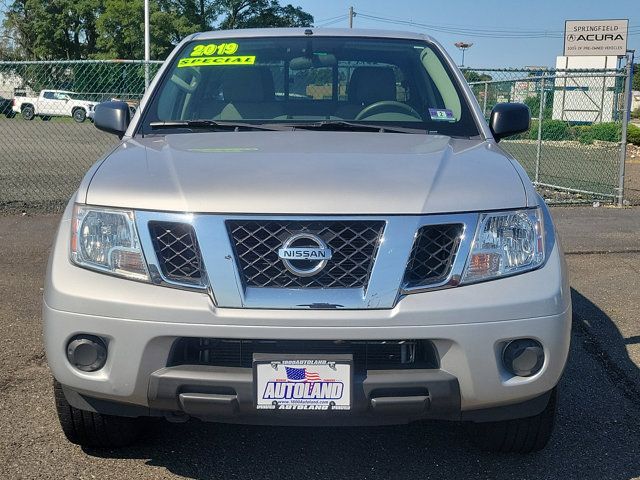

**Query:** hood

left=83, top=131, right=530, bottom=214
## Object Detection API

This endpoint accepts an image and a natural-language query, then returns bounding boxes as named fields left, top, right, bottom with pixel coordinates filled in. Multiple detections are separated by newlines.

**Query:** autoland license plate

left=254, top=356, right=352, bottom=411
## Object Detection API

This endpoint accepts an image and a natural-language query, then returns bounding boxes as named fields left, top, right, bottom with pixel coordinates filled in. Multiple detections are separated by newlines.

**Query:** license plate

left=255, top=359, right=351, bottom=411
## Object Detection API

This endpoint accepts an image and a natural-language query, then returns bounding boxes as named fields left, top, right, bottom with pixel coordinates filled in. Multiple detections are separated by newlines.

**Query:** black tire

left=22, top=105, right=35, bottom=120
left=72, top=108, right=86, bottom=123
left=53, top=379, right=141, bottom=448
left=471, top=388, right=557, bottom=453
left=5, top=111, right=16, bottom=119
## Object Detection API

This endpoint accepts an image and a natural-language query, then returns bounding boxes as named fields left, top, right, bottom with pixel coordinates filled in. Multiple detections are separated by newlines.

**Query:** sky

left=295, top=0, right=639, bottom=68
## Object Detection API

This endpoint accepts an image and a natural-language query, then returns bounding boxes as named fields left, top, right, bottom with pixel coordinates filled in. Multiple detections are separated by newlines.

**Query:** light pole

left=454, top=42, right=473, bottom=67
left=144, top=0, right=150, bottom=88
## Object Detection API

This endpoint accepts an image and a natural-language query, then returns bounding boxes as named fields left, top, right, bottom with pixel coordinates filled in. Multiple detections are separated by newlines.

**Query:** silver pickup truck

left=44, top=28, right=571, bottom=453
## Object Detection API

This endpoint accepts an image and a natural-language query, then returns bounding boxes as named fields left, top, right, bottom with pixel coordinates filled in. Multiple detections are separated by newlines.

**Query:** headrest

left=347, top=67, right=397, bottom=105
left=222, top=67, right=275, bottom=102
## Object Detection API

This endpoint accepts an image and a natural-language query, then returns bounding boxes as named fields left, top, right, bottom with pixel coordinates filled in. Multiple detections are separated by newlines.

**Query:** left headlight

left=70, top=205, right=149, bottom=281
left=461, top=208, right=544, bottom=284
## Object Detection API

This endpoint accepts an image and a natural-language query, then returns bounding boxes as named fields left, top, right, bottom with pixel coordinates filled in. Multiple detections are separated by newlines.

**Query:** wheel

left=21, top=105, right=35, bottom=120
left=73, top=108, right=87, bottom=123
left=471, top=388, right=557, bottom=453
left=53, top=379, right=141, bottom=448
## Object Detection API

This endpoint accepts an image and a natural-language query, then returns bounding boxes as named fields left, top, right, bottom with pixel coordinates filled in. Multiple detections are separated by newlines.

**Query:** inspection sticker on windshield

left=429, top=108, right=455, bottom=122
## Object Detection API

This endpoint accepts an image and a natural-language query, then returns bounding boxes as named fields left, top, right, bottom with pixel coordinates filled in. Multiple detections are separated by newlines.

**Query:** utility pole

left=144, top=0, right=150, bottom=89
left=349, top=6, right=355, bottom=28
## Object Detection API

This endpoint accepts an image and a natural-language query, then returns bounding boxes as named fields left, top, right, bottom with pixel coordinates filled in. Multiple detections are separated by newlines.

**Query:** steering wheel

left=355, top=101, right=422, bottom=121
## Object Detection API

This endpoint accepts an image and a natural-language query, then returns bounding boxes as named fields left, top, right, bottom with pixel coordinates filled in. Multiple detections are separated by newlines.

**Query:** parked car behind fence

left=12, top=89, right=99, bottom=123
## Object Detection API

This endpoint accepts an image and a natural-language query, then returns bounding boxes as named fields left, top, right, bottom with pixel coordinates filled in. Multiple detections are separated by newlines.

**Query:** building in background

left=511, top=66, right=547, bottom=104
left=552, top=55, right=620, bottom=123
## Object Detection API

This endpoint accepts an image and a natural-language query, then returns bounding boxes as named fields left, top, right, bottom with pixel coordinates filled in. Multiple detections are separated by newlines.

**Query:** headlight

left=462, top=208, right=544, bottom=283
left=70, top=205, right=149, bottom=281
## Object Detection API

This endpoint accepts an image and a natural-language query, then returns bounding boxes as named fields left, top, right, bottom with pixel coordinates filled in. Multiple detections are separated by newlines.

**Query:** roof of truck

left=192, top=28, right=435, bottom=43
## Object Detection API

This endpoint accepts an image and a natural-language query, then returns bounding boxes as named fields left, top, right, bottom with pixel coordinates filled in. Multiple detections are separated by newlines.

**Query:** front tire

left=72, top=108, right=86, bottom=123
left=471, top=388, right=557, bottom=453
left=53, top=379, right=141, bottom=448
left=21, top=105, right=35, bottom=120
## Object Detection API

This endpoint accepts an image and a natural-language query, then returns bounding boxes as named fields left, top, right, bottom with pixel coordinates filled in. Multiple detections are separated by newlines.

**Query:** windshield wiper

left=283, top=120, right=425, bottom=134
left=149, top=120, right=289, bottom=132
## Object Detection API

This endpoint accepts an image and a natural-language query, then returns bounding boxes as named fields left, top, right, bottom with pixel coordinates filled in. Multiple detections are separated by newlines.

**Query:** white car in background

left=12, top=89, right=98, bottom=123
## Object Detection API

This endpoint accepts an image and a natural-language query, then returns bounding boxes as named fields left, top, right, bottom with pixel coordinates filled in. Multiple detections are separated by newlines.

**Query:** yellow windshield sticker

left=190, top=42, right=239, bottom=57
left=178, top=56, right=256, bottom=68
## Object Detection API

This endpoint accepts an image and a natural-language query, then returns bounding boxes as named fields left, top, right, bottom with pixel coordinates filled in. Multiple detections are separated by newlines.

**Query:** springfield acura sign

left=564, top=19, right=629, bottom=56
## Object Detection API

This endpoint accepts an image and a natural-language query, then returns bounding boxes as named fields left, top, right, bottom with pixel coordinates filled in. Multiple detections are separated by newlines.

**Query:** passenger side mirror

left=94, top=101, right=131, bottom=138
left=489, top=103, right=530, bottom=142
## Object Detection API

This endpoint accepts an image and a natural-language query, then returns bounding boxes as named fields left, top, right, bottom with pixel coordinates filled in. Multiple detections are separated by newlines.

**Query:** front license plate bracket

left=253, top=353, right=353, bottom=411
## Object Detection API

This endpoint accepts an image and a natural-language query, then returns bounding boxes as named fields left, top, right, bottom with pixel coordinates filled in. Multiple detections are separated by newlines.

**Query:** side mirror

left=94, top=101, right=131, bottom=138
left=489, top=103, right=530, bottom=142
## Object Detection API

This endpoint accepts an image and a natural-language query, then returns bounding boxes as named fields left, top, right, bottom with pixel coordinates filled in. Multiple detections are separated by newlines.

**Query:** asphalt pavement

left=1, top=207, right=639, bottom=480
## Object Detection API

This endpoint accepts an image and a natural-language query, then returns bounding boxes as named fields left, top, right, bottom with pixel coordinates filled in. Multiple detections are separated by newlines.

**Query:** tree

left=218, top=0, right=312, bottom=29
left=3, top=0, right=102, bottom=59
left=2, top=0, right=314, bottom=60
left=462, top=70, right=492, bottom=83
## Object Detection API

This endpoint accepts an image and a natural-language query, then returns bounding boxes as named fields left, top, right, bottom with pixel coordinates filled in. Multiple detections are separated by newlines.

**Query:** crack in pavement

left=573, top=313, right=640, bottom=408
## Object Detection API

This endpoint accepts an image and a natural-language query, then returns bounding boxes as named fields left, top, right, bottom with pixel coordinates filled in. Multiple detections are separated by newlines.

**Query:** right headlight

left=70, top=205, right=149, bottom=281
left=461, top=208, right=545, bottom=284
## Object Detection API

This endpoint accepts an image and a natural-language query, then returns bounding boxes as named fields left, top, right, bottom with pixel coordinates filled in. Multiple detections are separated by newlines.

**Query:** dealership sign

left=564, top=19, right=629, bottom=56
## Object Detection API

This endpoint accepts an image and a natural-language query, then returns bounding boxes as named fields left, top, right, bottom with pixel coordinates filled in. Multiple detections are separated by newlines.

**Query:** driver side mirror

left=94, top=101, right=131, bottom=138
left=489, top=103, right=530, bottom=142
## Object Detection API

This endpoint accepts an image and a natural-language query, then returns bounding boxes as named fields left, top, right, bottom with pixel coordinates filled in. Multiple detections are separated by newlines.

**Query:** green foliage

left=628, top=124, right=640, bottom=146
left=520, top=120, right=632, bottom=145
left=633, top=63, right=639, bottom=91
left=2, top=0, right=314, bottom=61
left=4, top=0, right=103, bottom=60
left=462, top=70, right=492, bottom=83
left=523, top=96, right=539, bottom=117
left=521, top=91, right=553, bottom=119
left=534, top=119, right=572, bottom=141
left=576, top=122, right=621, bottom=144
left=218, top=0, right=312, bottom=29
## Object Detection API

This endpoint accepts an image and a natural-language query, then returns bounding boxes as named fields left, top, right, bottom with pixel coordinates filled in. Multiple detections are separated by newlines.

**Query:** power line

left=314, top=14, right=348, bottom=25
left=315, top=15, right=348, bottom=27
left=356, top=12, right=640, bottom=39
left=357, top=13, right=564, bottom=38
left=358, top=8, right=640, bottom=36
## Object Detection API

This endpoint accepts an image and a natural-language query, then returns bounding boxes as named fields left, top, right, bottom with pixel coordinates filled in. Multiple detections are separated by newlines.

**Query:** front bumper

left=44, top=202, right=571, bottom=425
left=44, top=298, right=570, bottom=424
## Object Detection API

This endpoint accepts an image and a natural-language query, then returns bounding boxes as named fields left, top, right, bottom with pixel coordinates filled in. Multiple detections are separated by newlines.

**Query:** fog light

left=502, top=339, right=544, bottom=377
left=66, top=335, right=108, bottom=372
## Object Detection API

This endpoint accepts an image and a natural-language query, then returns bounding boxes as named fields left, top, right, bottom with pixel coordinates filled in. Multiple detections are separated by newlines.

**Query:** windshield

left=140, top=36, right=479, bottom=136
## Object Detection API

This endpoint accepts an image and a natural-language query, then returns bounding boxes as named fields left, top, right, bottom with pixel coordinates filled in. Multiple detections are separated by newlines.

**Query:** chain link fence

left=463, top=65, right=636, bottom=205
left=0, top=60, right=162, bottom=212
left=0, top=59, right=635, bottom=212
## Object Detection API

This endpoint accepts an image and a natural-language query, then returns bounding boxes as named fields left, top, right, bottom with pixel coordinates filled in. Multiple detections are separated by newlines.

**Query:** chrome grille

left=226, top=220, right=385, bottom=288
left=149, top=222, right=204, bottom=285
left=403, top=224, right=463, bottom=288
